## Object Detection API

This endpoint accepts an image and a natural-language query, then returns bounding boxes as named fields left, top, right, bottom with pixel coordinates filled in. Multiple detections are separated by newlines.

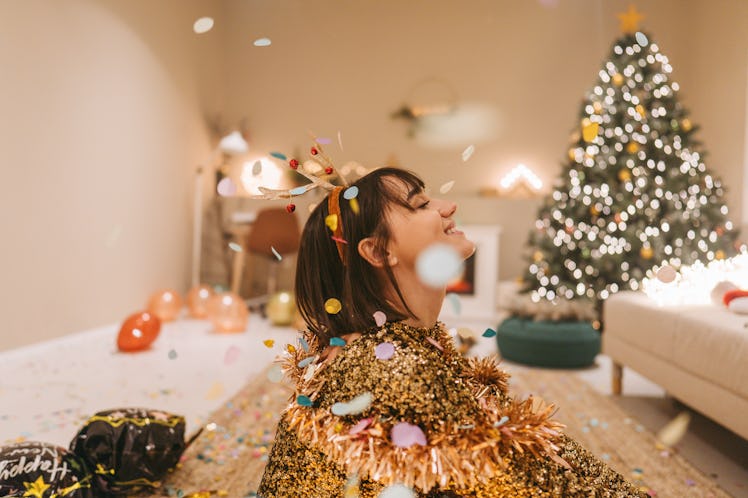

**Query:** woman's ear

left=358, top=237, right=398, bottom=268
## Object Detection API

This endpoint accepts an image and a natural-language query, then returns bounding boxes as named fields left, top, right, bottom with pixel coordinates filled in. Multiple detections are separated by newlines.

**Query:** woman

left=258, top=167, right=644, bottom=497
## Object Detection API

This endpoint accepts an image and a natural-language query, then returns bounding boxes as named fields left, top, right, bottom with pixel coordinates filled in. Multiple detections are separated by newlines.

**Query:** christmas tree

left=521, top=6, right=738, bottom=317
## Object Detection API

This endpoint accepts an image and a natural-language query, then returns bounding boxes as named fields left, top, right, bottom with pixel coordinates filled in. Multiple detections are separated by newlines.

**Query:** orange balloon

left=117, top=311, right=161, bottom=352
left=186, top=284, right=215, bottom=319
left=206, top=292, right=248, bottom=333
left=147, top=289, right=183, bottom=322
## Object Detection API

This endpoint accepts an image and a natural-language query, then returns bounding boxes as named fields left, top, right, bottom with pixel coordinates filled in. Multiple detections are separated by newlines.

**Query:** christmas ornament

left=640, top=247, right=654, bottom=260
left=681, top=118, right=692, bottom=132
left=618, top=169, right=631, bottom=181
left=581, top=119, right=599, bottom=142
left=626, top=142, right=639, bottom=154
left=612, top=73, right=624, bottom=86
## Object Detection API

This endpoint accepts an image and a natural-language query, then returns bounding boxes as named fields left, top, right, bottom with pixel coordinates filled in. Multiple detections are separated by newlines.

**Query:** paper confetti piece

left=228, top=242, right=243, bottom=252
left=296, top=395, right=313, bottom=407
left=298, top=357, right=315, bottom=368
left=253, top=37, right=272, bottom=47
left=205, top=382, right=225, bottom=401
left=287, top=344, right=296, bottom=353
left=349, top=418, right=372, bottom=435
left=271, top=246, right=282, bottom=261
left=331, top=392, right=373, bottom=416
left=494, top=415, right=509, bottom=427
left=168, top=349, right=177, bottom=360
left=461, top=144, right=475, bottom=162
left=325, top=298, right=342, bottom=314
left=379, top=484, right=415, bottom=498
left=343, top=186, right=359, bottom=200
left=267, top=364, right=284, bottom=383
left=217, top=177, right=237, bottom=197
left=426, top=337, right=444, bottom=351
left=223, top=345, right=240, bottom=365
left=439, top=180, right=455, bottom=194
left=657, top=411, right=691, bottom=447
left=349, top=197, right=360, bottom=214
left=446, top=292, right=461, bottom=314
left=270, top=151, right=287, bottom=160
left=299, top=337, right=310, bottom=352
left=391, top=422, right=427, bottom=448
left=375, top=342, right=395, bottom=360
left=415, top=243, right=463, bottom=288
left=193, top=17, right=214, bottom=34
left=252, top=160, right=262, bottom=175
left=373, top=311, right=387, bottom=327
left=326, top=215, right=339, bottom=232
left=330, top=337, right=346, bottom=346
left=289, top=186, right=308, bottom=196
left=337, top=130, right=344, bottom=150
left=482, top=328, right=497, bottom=338
left=263, top=339, right=275, bottom=348
left=316, top=137, right=332, bottom=144
left=331, top=236, right=348, bottom=245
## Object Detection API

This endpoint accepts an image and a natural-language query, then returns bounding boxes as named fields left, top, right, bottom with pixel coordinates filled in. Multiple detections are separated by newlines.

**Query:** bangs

left=374, top=168, right=425, bottom=212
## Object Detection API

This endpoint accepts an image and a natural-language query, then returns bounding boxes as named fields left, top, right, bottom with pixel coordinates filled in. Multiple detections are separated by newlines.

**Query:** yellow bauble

left=618, top=169, right=631, bottom=181
left=266, top=291, right=296, bottom=326
left=568, top=148, right=576, bottom=161
left=681, top=118, right=692, bottom=132
left=533, top=250, right=544, bottom=262
left=715, top=250, right=726, bottom=260
left=590, top=205, right=600, bottom=216
left=582, top=118, right=599, bottom=142
left=635, top=104, right=646, bottom=117
left=626, top=142, right=640, bottom=154
left=593, top=101, right=602, bottom=114
left=612, top=73, right=624, bottom=86
left=640, top=247, right=654, bottom=260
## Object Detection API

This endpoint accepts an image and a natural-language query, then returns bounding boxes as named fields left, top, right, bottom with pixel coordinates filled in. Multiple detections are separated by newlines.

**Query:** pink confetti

left=391, top=422, right=427, bottom=448
left=224, top=345, right=240, bottom=365
left=373, top=311, right=387, bottom=327
left=316, top=137, right=332, bottom=144
left=375, top=342, right=395, bottom=360
left=426, top=337, right=443, bottom=351
left=349, top=417, right=372, bottom=435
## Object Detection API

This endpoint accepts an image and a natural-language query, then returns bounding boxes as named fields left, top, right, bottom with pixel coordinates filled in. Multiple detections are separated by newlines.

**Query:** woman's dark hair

left=295, top=167, right=425, bottom=345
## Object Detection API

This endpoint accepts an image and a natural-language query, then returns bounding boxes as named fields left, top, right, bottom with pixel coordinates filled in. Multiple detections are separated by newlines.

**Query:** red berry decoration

left=325, top=167, right=334, bottom=174
left=310, top=147, right=318, bottom=155
left=289, top=158, right=299, bottom=169
left=286, top=203, right=296, bottom=213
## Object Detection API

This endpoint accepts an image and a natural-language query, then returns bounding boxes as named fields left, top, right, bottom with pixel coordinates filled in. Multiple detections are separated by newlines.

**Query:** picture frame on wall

left=440, top=225, right=502, bottom=321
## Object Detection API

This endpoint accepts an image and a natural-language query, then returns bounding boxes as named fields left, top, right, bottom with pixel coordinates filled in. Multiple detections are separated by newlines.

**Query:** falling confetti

left=426, top=337, right=444, bottom=352
left=656, top=411, right=691, bottom=447
left=390, top=422, right=427, bottom=448
left=270, top=151, right=287, bottom=160
left=373, top=311, right=387, bottom=327
left=446, top=292, right=461, bottom=314
left=263, top=339, right=275, bottom=348
left=343, top=186, right=359, bottom=200
left=482, top=328, right=497, bottom=338
left=228, top=242, right=243, bottom=252
left=379, top=485, right=416, bottom=498
left=298, top=357, right=314, bottom=368
left=253, top=37, right=272, bottom=47
left=168, top=349, right=177, bottom=360
left=439, top=180, right=455, bottom=194
left=271, top=246, right=282, bottom=261
left=296, top=395, right=313, bottom=407
left=494, top=415, right=510, bottom=427
left=349, top=418, right=372, bottom=435
left=330, top=337, right=346, bottom=346
left=415, top=243, right=464, bottom=288
left=252, top=160, right=262, bottom=175
left=316, top=137, right=332, bottom=144
left=331, top=392, right=373, bottom=416
left=299, top=337, right=310, bottom=352
left=223, top=345, right=240, bottom=365
left=349, top=197, right=360, bottom=214
left=267, top=364, right=284, bottom=383
left=205, top=382, right=225, bottom=401
left=331, top=236, right=348, bottom=245
left=337, top=130, right=344, bottom=150
left=217, top=177, right=237, bottom=197
left=325, top=298, right=342, bottom=314
left=325, top=214, right=339, bottom=232
left=635, top=31, right=649, bottom=47
left=461, top=144, right=475, bottom=162
left=289, top=186, right=308, bottom=196
left=193, top=17, right=214, bottom=34
left=374, top=342, right=395, bottom=360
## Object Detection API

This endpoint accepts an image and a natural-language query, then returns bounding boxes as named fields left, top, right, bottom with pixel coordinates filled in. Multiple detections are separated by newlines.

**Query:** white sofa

left=603, top=291, right=748, bottom=440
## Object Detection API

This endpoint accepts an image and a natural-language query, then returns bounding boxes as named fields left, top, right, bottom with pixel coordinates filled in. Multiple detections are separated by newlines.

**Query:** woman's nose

left=435, top=198, right=457, bottom=217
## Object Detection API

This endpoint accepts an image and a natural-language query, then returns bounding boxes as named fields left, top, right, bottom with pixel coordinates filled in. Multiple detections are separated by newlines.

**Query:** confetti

left=228, top=242, right=243, bottom=252
left=439, top=180, right=455, bottom=194
left=415, top=243, right=464, bottom=288
left=270, top=151, right=287, bottom=160
left=299, top=337, right=310, bottom=352
left=373, top=311, right=387, bottom=327
left=287, top=344, right=296, bottom=353
left=349, top=418, right=372, bottom=435
left=296, top=395, right=313, bottom=407
left=289, top=186, right=308, bottom=196
left=656, top=411, right=691, bottom=447
left=325, top=298, right=342, bottom=314
left=217, top=177, right=237, bottom=197
left=446, top=292, right=461, bottom=314
left=297, top=357, right=314, bottom=368
left=205, top=382, right=225, bottom=401
left=168, top=349, right=177, bottom=360
left=461, top=144, right=475, bottom=162
left=224, top=345, right=240, bottom=365
left=482, top=328, right=497, bottom=338
left=331, top=392, right=373, bottom=416
left=193, top=17, right=214, bottom=34
left=263, top=339, right=275, bottom=348
left=252, top=160, right=262, bottom=175
left=253, top=37, right=272, bottom=47
left=494, top=415, right=509, bottom=427
left=426, top=337, right=443, bottom=351
left=337, top=130, right=344, bottom=150
left=325, top=214, right=339, bottom=232
left=331, top=236, right=348, bottom=244
left=330, top=337, right=346, bottom=346
left=266, top=364, right=284, bottom=383
left=635, top=31, right=649, bottom=47
left=374, top=342, right=395, bottom=360
left=271, top=246, right=282, bottom=261
left=349, top=197, right=360, bottom=214
left=343, top=186, right=359, bottom=200
left=390, top=422, right=426, bottom=448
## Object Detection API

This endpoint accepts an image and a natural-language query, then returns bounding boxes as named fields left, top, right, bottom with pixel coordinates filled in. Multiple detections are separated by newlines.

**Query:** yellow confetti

left=205, top=382, right=224, bottom=401
left=325, top=298, right=342, bottom=314
left=325, top=214, right=338, bottom=232
left=581, top=118, right=599, bottom=142
left=349, top=197, right=359, bottom=214
left=287, top=344, right=296, bottom=353
left=263, top=339, right=275, bottom=348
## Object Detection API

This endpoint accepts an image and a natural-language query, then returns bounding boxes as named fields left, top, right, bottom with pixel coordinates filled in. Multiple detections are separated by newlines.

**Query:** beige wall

left=0, top=0, right=224, bottom=351
left=1, top=0, right=746, bottom=350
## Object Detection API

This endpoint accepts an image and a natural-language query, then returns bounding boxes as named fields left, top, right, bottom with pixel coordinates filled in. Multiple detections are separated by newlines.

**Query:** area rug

left=143, top=362, right=729, bottom=498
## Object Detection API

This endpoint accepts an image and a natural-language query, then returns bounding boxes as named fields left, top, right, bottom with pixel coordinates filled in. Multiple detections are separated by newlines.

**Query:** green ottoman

left=496, top=317, right=600, bottom=368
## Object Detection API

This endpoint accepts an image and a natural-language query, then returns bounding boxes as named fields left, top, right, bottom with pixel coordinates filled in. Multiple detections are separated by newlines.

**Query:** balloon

left=147, top=289, right=183, bottom=322
left=186, top=284, right=215, bottom=318
left=266, top=291, right=296, bottom=326
left=70, top=408, right=186, bottom=495
left=206, top=292, right=248, bottom=332
left=117, top=311, right=161, bottom=352
left=0, top=441, right=94, bottom=497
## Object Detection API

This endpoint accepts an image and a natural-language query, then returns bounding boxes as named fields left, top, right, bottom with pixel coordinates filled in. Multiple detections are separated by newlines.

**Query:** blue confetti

left=446, top=292, right=461, bottom=315
left=297, top=357, right=314, bottom=368
left=289, top=186, right=308, bottom=196
left=296, top=395, right=313, bottom=407
left=270, top=151, right=287, bottom=161
left=330, top=337, right=346, bottom=346
left=343, top=186, right=359, bottom=200
left=494, top=415, right=509, bottom=427
left=482, top=328, right=497, bottom=338
left=299, top=337, right=310, bottom=352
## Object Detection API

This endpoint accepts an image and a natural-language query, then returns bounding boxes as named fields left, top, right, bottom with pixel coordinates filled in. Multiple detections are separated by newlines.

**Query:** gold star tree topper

left=617, top=4, right=645, bottom=34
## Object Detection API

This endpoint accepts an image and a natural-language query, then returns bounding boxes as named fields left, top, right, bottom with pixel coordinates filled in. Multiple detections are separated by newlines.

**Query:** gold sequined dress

left=258, top=322, right=646, bottom=497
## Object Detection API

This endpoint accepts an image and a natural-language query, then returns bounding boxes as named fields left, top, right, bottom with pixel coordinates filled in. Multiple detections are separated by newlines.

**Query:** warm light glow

left=642, top=249, right=748, bottom=306
left=499, top=164, right=543, bottom=191
left=278, top=292, right=291, bottom=303
left=240, top=157, right=283, bottom=195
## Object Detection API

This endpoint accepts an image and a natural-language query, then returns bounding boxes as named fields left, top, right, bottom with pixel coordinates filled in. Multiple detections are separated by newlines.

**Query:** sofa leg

left=612, top=361, right=623, bottom=395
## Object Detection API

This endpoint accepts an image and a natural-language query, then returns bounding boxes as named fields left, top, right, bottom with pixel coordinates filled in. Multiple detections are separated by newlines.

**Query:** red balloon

left=117, top=311, right=161, bottom=352
left=723, top=289, right=748, bottom=306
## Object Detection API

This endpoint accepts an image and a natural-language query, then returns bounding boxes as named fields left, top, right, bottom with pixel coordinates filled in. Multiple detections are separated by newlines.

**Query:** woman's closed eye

left=417, top=200, right=431, bottom=209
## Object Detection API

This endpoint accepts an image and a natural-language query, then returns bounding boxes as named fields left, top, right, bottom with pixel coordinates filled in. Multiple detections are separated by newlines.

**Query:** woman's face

left=383, top=177, right=475, bottom=271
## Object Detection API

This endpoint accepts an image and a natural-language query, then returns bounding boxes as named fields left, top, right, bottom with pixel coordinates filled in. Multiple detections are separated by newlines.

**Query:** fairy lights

left=499, top=164, right=543, bottom=191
